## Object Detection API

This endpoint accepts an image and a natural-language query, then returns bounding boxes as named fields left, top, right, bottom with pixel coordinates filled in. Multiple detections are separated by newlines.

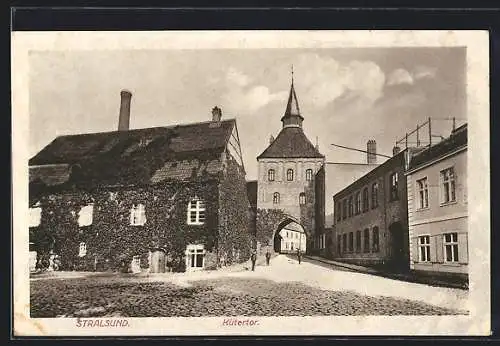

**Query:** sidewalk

left=304, top=255, right=468, bottom=290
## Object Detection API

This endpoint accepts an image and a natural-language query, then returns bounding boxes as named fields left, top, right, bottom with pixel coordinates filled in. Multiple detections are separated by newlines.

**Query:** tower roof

left=281, top=82, right=304, bottom=123
left=257, top=126, right=324, bottom=159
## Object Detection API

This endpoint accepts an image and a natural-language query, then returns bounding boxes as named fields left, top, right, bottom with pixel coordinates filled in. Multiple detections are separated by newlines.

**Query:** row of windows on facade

left=272, top=192, right=307, bottom=205
left=336, top=174, right=392, bottom=222
left=417, top=232, right=461, bottom=263
left=29, top=198, right=207, bottom=228
left=76, top=243, right=207, bottom=270
left=267, top=168, right=313, bottom=182
left=337, top=227, right=380, bottom=254
left=283, top=230, right=306, bottom=240
left=415, top=167, right=458, bottom=210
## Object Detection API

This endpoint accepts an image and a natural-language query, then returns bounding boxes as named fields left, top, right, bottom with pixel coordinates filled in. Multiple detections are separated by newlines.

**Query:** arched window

left=372, top=226, right=380, bottom=252
left=299, top=192, right=306, bottom=205
left=187, top=197, right=206, bottom=225
left=273, top=192, right=280, bottom=204
left=362, top=187, right=369, bottom=212
left=268, top=169, right=275, bottom=182
left=287, top=169, right=294, bottom=181
left=355, top=192, right=361, bottom=214
left=371, top=182, right=379, bottom=208
left=305, top=169, right=313, bottom=181
left=348, top=196, right=353, bottom=217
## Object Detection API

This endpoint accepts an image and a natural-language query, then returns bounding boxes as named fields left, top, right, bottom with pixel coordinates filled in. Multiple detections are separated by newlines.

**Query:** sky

left=29, top=47, right=466, bottom=181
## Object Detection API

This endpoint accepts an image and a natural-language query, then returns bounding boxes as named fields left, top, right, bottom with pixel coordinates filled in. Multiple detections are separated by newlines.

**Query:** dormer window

left=130, top=203, right=146, bottom=226
left=268, top=169, right=275, bottom=182
left=187, top=197, right=206, bottom=225
left=78, top=204, right=94, bottom=227
left=287, top=169, right=294, bottom=181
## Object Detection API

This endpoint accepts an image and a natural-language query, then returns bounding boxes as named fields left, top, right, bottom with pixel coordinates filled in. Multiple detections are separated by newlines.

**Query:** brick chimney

left=367, top=140, right=377, bottom=164
left=118, top=90, right=132, bottom=131
left=393, top=146, right=401, bottom=156
left=212, top=106, right=222, bottom=122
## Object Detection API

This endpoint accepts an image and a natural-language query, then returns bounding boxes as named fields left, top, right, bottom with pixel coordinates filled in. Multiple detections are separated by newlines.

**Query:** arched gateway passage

left=272, top=218, right=307, bottom=254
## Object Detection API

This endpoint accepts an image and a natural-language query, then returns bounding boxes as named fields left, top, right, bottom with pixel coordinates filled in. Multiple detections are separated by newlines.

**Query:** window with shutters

left=444, top=232, right=459, bottom=262
left=268, top=169, right=275, bottom=181
left=355, top=230, right=361, bottom=252
left=187, top=198, right=205, bottom=225
left=363, top=228, right=370, bottom=253
left=417, top=177, right=429, bottom=209
left=306, top=169, right=313, bottom=181
left=372, top=227, right=380, bottom=252
left=371, top=182, right=379, bottom=208
left=440, top=167, right=456, bottom=204
left=418, top=235, right=431, bottom=262
left=273, top=192, right=280, bottom=205
left=78, top=204, right=94, bottom=227
left=130, top=203, right=146, bottom=226
left=355, top=192, right=361, bottom=215
left=286, top=169, right=294, bottom=181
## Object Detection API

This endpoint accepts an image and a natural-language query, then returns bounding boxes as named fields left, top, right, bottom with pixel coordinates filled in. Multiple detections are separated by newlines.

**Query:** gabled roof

left=407, top=123, right=467, bottom=172
left=257, top=126, right=324, bottom=159
left=29, top=119, right=237, bottom=188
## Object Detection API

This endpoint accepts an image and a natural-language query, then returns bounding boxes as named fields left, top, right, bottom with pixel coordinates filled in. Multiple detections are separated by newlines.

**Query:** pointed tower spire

left=281, top=66, right=304, bottom=129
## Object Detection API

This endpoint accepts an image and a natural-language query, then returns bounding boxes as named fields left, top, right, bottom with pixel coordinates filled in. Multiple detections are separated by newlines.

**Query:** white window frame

left=416, top=177, right=429, bottom=210
left=273, top=192, right=280, bottom=204
left=305, top=169, right=313, bottom=181
left=131, top=255, right=141, bottom=273
left=130, top=203, right=146, bottom=226
left=185, top=244, right=205, bottom=271
left=355, top=192, right=361, bottom=215
left=78, top=242, right=87, bottom=257
left=418, top=235, right=431, bottom=262
left=299, top=192, right=306, bottom=205
left=443, top=232, right=459, bottom=262
left=286, top=169, right=294, bottom=181
left=268, top=169, right=275, bottom=182
left=29, top=203, right=42, bottom=227
left=78, top=204, right=94, bottom=227
left=390, top=172, right=399, bottom=200
left=187, top=197, right=206, bottom=225
left=440, top=167, right=456, bottom=205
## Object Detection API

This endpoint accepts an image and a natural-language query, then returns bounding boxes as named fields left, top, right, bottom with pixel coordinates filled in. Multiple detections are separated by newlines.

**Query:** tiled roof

left=257, top=127, right=324, bottom=159
left=408, top=124, right=467, bottom=171
left=29, top=119, right=236, bottom=188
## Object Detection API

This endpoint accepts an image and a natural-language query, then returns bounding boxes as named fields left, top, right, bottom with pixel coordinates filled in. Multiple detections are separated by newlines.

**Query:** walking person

left=297, top=248, right=301, bottom=264
left=265, top=250, right=271, bottom=266
left=250, top=251, right=257, bottom=271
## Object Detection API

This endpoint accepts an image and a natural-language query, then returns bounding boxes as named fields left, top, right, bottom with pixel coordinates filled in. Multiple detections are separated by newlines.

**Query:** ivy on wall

left=255, top=208, right=288, bottom=249
left=29, top=151, right=252, bottom=272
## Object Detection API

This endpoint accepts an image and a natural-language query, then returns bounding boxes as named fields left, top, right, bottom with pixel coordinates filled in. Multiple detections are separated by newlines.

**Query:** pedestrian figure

left=265, top=251, right=271, bottom=266
left=250, top=251, right=257, bottom=271
left=297, top=248, right=301, bottom=264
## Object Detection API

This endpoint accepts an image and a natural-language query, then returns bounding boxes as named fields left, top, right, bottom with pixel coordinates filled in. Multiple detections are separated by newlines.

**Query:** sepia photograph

left=12, top=30, right=490, bottom=336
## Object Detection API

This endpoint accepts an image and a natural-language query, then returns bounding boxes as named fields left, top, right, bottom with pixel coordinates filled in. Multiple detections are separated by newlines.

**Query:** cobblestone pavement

left=30, top=255, right=468, bottom=317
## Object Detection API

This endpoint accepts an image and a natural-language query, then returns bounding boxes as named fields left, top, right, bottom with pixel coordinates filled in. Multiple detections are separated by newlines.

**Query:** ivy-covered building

left=29, top=92, right=250, bottom=273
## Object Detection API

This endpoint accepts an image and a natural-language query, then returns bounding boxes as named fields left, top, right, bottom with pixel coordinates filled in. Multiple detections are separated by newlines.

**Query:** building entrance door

left=389, top=222, right=407, bottom=272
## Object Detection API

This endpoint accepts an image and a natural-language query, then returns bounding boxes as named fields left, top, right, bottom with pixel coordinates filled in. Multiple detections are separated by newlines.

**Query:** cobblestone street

left=30, top=255, right=468, bottom=317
